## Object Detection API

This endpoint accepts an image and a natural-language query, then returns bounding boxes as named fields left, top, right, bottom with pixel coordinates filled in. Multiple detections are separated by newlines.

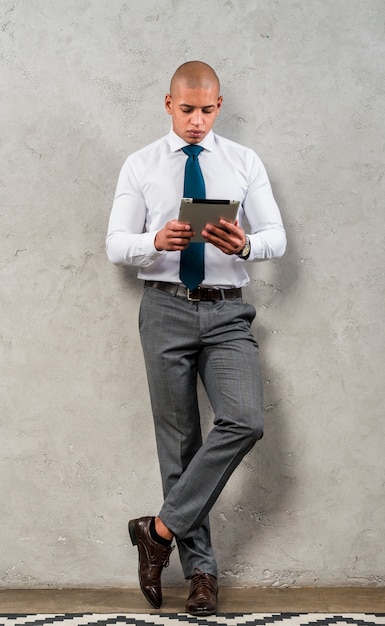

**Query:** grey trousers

left=139, top=285, right=264, bottom=579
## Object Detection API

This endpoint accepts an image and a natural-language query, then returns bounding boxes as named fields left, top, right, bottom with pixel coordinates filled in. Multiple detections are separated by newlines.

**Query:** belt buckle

left=187, top=287, right=200, bottom=302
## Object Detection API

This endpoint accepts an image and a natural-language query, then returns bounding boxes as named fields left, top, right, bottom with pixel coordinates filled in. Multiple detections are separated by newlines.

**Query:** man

left=106, top=61, right=286, bottom=615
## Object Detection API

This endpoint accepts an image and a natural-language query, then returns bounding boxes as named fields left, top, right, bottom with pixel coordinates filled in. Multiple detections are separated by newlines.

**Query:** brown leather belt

left=144, top=280, right=242, bottom=302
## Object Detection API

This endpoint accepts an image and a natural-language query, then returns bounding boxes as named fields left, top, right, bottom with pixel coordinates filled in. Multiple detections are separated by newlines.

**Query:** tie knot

left=182, top=145, right=204, bottom=159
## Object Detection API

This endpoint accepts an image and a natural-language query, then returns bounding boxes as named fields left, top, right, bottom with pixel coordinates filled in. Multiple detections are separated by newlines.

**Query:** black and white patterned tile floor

left=1, top=613, right=385, bottom=626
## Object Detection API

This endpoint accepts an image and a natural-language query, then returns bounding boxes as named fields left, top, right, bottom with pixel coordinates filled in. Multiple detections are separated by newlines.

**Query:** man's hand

left=202, top=219, right=246, bottom=255
left=154, top=220, right=195, bottom=251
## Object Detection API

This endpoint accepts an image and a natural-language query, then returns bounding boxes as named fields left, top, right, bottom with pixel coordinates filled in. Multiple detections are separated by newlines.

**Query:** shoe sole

left=188, top=609, right=217, bottom=617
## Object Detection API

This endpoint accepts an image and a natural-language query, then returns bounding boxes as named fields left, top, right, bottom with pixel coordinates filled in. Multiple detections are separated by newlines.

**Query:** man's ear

left=165, top=94, right=172, bottom=115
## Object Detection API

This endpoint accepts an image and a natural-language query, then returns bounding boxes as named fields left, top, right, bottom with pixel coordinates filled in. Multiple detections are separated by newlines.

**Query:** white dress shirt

left=106, top=129, right=286, bottom=288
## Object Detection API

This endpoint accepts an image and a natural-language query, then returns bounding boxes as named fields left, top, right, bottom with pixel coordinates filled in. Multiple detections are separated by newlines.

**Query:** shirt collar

left=167, top=128, right=215, bottom=153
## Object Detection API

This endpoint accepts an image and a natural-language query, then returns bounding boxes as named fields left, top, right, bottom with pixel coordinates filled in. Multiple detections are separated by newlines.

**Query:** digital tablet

left=178, top=198, right=240, bottom=243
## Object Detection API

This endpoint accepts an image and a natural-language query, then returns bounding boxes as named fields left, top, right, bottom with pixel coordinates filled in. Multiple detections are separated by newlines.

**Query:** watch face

left=237, top=237, right=250, bottom=258
left=239, top=238, right=250, bottom=258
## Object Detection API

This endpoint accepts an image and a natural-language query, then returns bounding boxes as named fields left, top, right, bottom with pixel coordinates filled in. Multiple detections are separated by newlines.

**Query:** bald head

left=170, top=61, right=220, bottom=97
left=165, top=61, right=223, bottom=143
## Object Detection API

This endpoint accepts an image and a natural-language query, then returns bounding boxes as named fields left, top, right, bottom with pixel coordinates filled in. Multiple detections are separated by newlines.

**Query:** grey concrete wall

left=1, top=0, right=384, bottom=589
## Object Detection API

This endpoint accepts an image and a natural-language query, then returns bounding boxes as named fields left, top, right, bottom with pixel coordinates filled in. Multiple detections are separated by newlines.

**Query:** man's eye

left=182, top=108, right=193, bottom=113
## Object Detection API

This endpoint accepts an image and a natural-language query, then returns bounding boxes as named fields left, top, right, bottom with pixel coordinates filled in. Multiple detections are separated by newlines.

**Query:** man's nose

left=191, top=109, right=203, bottom=125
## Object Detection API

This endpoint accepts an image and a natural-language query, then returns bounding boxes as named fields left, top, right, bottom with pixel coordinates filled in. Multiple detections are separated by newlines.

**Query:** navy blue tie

left=179, top=145, right=205, bottom=290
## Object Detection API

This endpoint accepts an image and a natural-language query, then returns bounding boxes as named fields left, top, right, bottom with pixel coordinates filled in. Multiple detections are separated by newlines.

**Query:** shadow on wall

left=115, top=264, right=144, bottom=299
left=210, top=236, right=302, bottom=582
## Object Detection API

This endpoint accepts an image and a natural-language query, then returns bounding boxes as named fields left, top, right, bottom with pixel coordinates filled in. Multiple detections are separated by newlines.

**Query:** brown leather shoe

left=186, top=568, right=218, bottom=616
left=128, top=516, right=174, bottom=609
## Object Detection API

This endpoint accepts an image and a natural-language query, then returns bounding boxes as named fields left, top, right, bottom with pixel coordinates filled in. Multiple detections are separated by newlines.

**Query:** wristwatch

left=236, top=236, right=251, bottom=259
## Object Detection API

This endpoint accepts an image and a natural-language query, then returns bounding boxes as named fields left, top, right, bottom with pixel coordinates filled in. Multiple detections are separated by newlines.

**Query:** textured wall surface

left=1, top=0, right=384, bottom=589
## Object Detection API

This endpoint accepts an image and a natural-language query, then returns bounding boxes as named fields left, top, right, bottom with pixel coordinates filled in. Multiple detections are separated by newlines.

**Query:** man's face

left=165, top=83, right=223, bottom=144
